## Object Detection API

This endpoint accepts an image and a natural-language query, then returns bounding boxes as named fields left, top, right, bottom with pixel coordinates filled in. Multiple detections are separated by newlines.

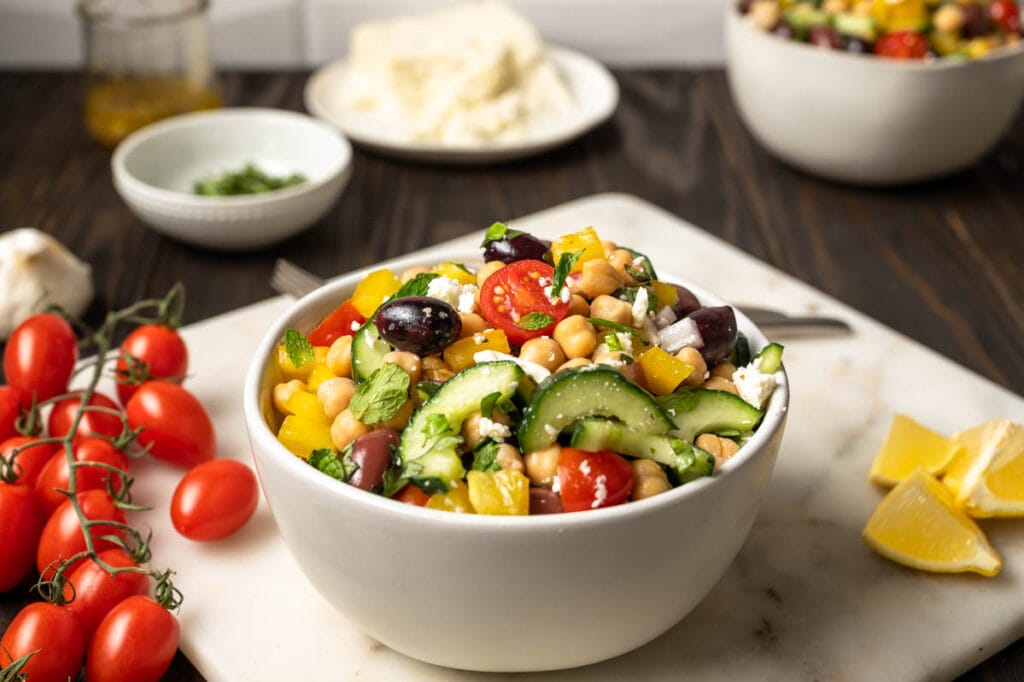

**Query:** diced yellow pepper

left=277, top=415, right=334, bottom=459
left=426, top=480, right=476, bottom=513
left=872, top=0, right=926, bottom=31
left=306, top=364, right=336, bottom=392
left=550, top=227, right=606, bottom=273
left=433, top=262, right=477, bottom=285
left=443, top=329, right=511, bottom=373
left=637, top=346, right=695, bottom=396
left=283, top=390, right=330, bottom=424
left=276, top=345, right=329, bottom=381
left=467, top=470, right=530, bottom=516
left=966, top=37, right=996, bottom=59
left=649, top=280, right=679, bottom=310
left=351, top=269, right=401, bottom=318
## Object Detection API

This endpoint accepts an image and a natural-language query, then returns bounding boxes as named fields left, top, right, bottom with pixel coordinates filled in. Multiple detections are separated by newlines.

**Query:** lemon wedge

left=863, top=468, right=1001, bottom=576
left=943, top=419, right=1024, bottom=518
left=868, top=414, right=961, bottom=487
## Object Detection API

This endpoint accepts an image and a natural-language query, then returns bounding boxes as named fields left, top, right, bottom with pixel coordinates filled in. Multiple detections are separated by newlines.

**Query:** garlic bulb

left=0, top=228, right=94, bottom=339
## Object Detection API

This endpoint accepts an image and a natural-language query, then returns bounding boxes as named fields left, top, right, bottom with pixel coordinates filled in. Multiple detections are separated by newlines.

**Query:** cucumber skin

left=351, top=323, right=390, bottom=382
left=570, top=418, right=716, bottom=483
left=657, top=387, right=764, bottom=443
left=753, top=343, right=784, bottom=374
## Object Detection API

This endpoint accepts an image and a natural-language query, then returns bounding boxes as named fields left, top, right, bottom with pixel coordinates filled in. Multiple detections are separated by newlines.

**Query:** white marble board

left=127, top=193, right=1024, bottom=681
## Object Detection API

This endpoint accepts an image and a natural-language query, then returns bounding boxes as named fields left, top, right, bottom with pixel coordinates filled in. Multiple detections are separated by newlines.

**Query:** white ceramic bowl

left=243, top=249, right=789, bottom=672
left=112, top=108, right=352, bottom=250
left=725, top=7, right=1024, bottom=184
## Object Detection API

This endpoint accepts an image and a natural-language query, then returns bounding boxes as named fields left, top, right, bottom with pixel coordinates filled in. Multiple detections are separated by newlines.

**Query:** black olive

left=373, top=296, right=462, bottom=356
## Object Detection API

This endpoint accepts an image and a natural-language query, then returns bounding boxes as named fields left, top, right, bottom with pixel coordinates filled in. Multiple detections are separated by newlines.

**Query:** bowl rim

left=725, top=2, right=1024, bottom=72
left=111, top=107, right=353, bottom=208
left=243, top=244, right=790, bottom=530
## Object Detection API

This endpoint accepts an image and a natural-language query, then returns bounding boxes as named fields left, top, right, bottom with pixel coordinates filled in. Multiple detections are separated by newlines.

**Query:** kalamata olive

left=529, top=487, right=564, bottom=514
left=483, top=233, right=550, bottom=264
left=961, top=3, right=990, bottom=37
left=686, top=306, right=738, bottom=366
left=373, top=296, right=462, bottom=356
left=671, top=284, right=702, bottom=317
left=737, top=0, right=754, bottom=14
left=809, top=25, right=841, bottom=49
left=844, top=36, right=872, bottom=54
left=348, top=429, right=399, bottom=491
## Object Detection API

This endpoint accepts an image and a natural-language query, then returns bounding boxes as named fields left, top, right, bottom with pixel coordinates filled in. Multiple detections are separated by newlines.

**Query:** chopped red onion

left=658, top=317, right=703, bottom=354
left=652, top=305, right=678, bottom=329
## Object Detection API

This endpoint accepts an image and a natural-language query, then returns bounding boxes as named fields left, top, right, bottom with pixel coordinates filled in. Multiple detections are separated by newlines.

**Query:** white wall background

left=0, top=0, right=728, bottom=68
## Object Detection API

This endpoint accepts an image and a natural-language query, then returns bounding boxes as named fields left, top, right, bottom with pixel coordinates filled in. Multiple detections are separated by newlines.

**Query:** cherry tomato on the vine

left=86, top=595, right=180, bottom=682
left=170, top=458, right=259, bottom=541
left=126, top=382, right=216, bottom=469
left=990, top=0, right=1021, bottom=34
left=557, top=448, right=634, bottom=513
left=35, top=437, right=131, bottom=515
left=0, top=481, right=45, bottom=592
left=2, top=435, right=60, bottom=487
left=873, top=30, right=930, bottom=59
left=0, top=601, right=86, bottom=682
left=478, top=259, right=571, bottom=345
left=37, top=489, right=127, bottom=576
left=48, top=390, right=124, bottom=441
left=3, top=312, right=78, bottom=409
left=65, top=548, right=150, bottom=638
left=0, top=385, right=20, bottom=442
left=307, top=298, right=365, bottom=347
left=115, top=324, right=189, bottom=406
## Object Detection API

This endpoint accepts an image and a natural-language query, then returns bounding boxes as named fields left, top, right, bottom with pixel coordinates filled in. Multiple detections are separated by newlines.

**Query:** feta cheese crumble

left=732, top=364, right=777, bottom=409
left=426, top=275, right=478, bottom=313
left=477, top=416, right=512, bottom=442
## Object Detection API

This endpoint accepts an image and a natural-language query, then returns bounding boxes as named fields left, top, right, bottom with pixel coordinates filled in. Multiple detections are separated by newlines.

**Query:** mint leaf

left=423, top=413, right=451, bottom=438
left=604, top=330, right=622, bottom=351
left=349, top=363, right=410, bottom=424
left=518, top=312, right=554, bottom=331
left=381, top=468, right=408, bottom=497
left=308, top=448, right=355, bottom=481
left=392, top=272, right=439, bottom=300
left=622, top=247, right=658, bottom=281
left=588, top=318, right=646, bottom=341
left=549, top=250, right=583, bottom=301
left=624, top=264, right=651, bottom=283
left=471, top=440, right=501, bottom=472
left=614, top=286, right=659, bottom=314
left=480, top=392, right=501, bottom=419
left=284, top=328, right=315, bottom=368
left=481, top=221, right=524, bottom=248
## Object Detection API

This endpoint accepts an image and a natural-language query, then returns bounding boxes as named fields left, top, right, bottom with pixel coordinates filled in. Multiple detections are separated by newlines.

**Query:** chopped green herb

left=308, top=448, right=354, bottom=482
left=349, top=362, right=410, bottom=424
left=519, top=312, right=555, bottom=331
left=415, top=381, right=440, bottom=402
left=392, top=272, right=439, bottom=300
left=381, top=468, right=408, bottom=497
left=471, top=440, right=501, bottom=472
left=194, top=162, right=306, bottom=196
left=284, top=328, right=315, bottom=368
left=423, top=413, right=452, bottom=438
left=550, top=250, right=583, bottom=301
left=588, top=318, right=646, bottom=341
left=604, top=331, right=622, bottom=352
left=622, top=247, right=658, bottom=281
left=480, top=391, right=501, bottom=419
left=481, top=221, right=523, bottom=247
left=614, top=286, right=659, bottom=314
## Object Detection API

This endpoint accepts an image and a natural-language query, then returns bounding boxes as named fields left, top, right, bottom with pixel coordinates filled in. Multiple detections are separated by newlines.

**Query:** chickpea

left=710, top=361, right=737, bottom=379
left=377, top=399, right=414, bottom=431
left=326, top=335, right=353, bottom=378
left=748, top=0, right=781, bottom=28
left=495, top=444, right=525, bottom=473
left=567, top=294, right=590, bottom=318
left=821, top=0, right=848, bottom=14
left=557, top=357, right=592, bottom=372
left=702, top=376, right=739, bottom=395
left=330, top=409, right=371, bottom=450
left=933, top=3, right=964, bottom=33
left=553, top=315, right=598, bottom=359
left=588, top=295, right=633, bottom=326
left=676, top=346, right=708, bottom=387
left=400, top=266, right=431, bottom=283
left=696, top=433, right=739, bottom=467
left=608, top=249, right=641, bottom=286
left=421, top=355, right=454, bottom=383
left=519, top=336, right=567, bottom=373
left=316, top=377, right=357, bottom=420
left=601, top=239, right=618, bottom=254
left=524, top=445, right=561, bottom=487
left=382, top=350, right=421, bottom=384
left=631, top=459, right=671, bottom=500
left=579, top=259, right=623, bottom=299
left=476, top=261, right=505, bottom=288
left=460, top=411, right=512, bottom=450
left=592, top=350, right=630, bottom=367
left=272, top=379, right=306, bottom=414
left=458, top=312, right=489, bottom=339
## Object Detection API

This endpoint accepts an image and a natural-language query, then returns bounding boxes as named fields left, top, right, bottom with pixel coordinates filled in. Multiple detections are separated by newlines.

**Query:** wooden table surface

left=0, top=69, right=1022, bottom=681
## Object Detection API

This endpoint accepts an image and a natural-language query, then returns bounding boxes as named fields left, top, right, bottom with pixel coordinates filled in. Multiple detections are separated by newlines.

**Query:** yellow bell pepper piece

left=433, top=262, right=477, bottom=285
left=872, top=0, right=926, bottom=31
left=467, top=470, right=530, bottom=515
left=649, top=281, right=679, bottom=310
left=351, top=269, right=400, bottom=318
left=426, top=480, right=476, bottom=513
left=637, top=346, right=695, bottom=396
left=306, top=364, right=336, bottom=392
left=283, top=390, right=330, bottom=424
left=276, top=345, right=329, bottom=382
left=442, top=329, right=511, bottom=373
left=277, top=414, right=333, bottom=459
left=550, top=227, right=606, bottom=273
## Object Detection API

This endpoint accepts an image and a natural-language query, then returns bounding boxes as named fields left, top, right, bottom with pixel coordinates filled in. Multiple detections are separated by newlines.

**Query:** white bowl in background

left=112, top=108, right=352, bottom=250
left=242, top=247, right=790, bottom=672
left=725, top=7, right=1024, bottom=185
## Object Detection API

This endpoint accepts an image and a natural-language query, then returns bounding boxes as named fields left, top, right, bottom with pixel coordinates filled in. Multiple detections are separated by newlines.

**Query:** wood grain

left=0, top=69, right=1022, bottom=681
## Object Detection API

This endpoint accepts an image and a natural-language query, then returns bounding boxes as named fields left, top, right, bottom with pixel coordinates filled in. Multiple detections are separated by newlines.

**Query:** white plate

left=303, top=46, right=619, bottom=164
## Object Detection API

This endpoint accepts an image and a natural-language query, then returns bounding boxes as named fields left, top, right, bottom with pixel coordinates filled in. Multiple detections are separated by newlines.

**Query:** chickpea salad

left=269, top=224, right=784, bottom=515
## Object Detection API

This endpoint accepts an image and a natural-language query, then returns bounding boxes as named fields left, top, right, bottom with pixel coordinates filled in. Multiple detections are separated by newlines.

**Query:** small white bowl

left=725, top=7, right=1024, bottom=184
left=112, top=108, right=352, bottom=250
left=243, top=247, right=789, bottom=672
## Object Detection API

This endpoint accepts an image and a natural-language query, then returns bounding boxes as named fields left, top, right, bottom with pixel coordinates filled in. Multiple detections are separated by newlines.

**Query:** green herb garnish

left=588, top=318, right=646, bottom=341
left=308, top=448, right=355, bottom=482
left=519, top=312, right=555, bottom=331
left=471, top=440, right=502, bottom=472
left=349, top=362, right=410, bottom=424
left=284, top=328, right=315, bottom=368
left=392, top=272, right=439, bottom=300
left=549, top=250, right=583, bottom=302
left=193, top=163, right=306, bottom=196
left=480, top=221, right=524, bottom=248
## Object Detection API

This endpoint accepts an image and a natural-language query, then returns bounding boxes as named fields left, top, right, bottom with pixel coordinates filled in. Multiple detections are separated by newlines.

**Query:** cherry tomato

left=0, top=481, right=45, bottom=592
left=48, top=390, right=124, bottom=441
left=0, top=601, right=86, bottom=682
left=86, top=595, right=180, bottom=682
left=126, top=382, right=216, bottom=469
left=395, top=483, right=431, bottom=506
left=873, top=30, right=930, bottom=59
left=35, top=437, right=131, bottom=515
left=990, top=0, right=1021, bottom=34
left=171, top=459, right=259, bottom=541
left=37, top=489, right=127, bottom=576
left=478, top=259, right=571, bottom=345
left=2, top=436, right=60, bottom=487
left=557, top=448, right=634, bottom=513
left=65, top=548, right=150, bottom=639
left=115, top=324, right=189, bottom=406
left=0, top=385, right=20, bottom=442
left=307, top=298, right=366, bottom=347
left=3, top=312, right=78, bottom=409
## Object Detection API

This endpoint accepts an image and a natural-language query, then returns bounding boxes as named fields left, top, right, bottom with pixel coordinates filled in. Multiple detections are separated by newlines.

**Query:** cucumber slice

left=657, top=387, right=764, bottom=443
left=753, top=342, right=784, bottom=374
left=571, top=418, right=715, bottom=482
left=399, top=361, right=525, bottom=485
left=351, top=322, right=390, bottom=382
left=784, top=3, right=828, bottom=31
left=517, top=366, right=673, bottom=453
left=834, top=12, right=877, bottom=41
